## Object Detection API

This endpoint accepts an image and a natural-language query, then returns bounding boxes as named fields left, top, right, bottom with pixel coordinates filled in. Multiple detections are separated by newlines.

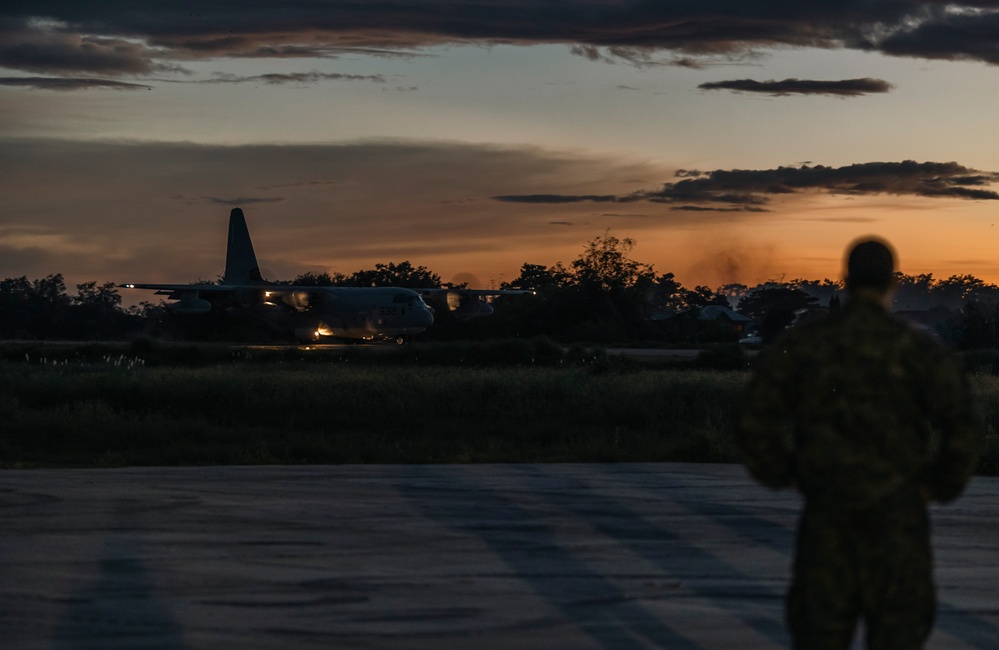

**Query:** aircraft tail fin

left=223, top=208, right=264, bottom=284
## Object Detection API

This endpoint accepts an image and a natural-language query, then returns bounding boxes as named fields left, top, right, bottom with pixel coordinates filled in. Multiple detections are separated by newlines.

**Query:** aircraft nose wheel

left=394, top=335, right=408, bottom=345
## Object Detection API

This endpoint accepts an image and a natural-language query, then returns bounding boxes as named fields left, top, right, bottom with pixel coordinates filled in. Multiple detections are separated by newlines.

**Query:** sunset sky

left=3, top=2, right=999, bottom=298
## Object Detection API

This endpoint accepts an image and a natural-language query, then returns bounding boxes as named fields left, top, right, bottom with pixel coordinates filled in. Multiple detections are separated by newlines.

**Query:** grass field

left=1, top=340, right=997, bottom=473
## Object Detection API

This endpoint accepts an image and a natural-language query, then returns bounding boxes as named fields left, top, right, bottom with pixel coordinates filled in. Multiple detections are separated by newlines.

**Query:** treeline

left=0, top=275, right=146, bottom=340
left=466, top=235, right=999, bottom=349
left=4, top=234, right=999, bottom=348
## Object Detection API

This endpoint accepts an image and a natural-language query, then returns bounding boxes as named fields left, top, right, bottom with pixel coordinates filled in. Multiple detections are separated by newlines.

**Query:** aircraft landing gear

left=394, top=335, right=408, bottom=345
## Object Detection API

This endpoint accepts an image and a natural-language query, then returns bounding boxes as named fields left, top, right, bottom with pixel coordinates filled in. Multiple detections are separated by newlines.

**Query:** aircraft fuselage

left=265, top=286, right=435, bottom=341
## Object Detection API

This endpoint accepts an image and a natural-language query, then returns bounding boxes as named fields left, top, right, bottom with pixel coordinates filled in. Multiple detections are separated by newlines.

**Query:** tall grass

left=2, top=356, right=996, bottom=473
left=0, top=361, right=746, bottom=467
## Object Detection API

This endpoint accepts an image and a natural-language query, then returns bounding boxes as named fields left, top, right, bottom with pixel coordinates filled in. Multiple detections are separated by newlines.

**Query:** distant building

left=651, top=305, right=755, bottom=344
left=698, top=305, right=755, bottom=335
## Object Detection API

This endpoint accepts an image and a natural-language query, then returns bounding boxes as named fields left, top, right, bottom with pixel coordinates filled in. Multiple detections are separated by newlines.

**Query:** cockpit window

left=393, top=293, right=411, bottom=304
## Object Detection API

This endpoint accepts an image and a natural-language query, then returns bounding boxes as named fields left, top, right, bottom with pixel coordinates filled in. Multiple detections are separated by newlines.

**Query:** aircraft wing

left=119, top=283, right=237, bottom=294
left=119, top=282, right=326, bottom=294
left=119, top=282, right=324, bottom=315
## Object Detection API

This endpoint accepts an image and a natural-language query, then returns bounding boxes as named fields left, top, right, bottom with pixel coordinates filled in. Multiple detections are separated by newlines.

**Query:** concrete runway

left=1, top=464, right=996, bottom=649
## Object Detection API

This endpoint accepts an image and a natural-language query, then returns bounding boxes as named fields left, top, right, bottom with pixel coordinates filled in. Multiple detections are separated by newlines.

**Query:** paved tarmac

left=1, top=463, right=996, bottom=649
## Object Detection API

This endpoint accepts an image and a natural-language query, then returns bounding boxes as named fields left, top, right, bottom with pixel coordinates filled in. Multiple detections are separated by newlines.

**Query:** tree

left=495, top=235, right=728, bottom=343
left=737, top=286, right=818, bottom=342
left=560, top=234, right=658, bottom=341
left=73, top=281, right=122, bottom=311
left=957, top=300, right=998, bottom=349
left=571, top=232, right=656, bottom=291
left=0, top=274, right=142, bottom=340
left=70, top=281, right=132, bottom=340
left=348, top=261, right=442, bottom=288
left=291, top=271, right=348, bottom=286
left=892, top=273, right=936, bottom=311
left=28, top=274, right=71, bottom=339
left=33, top=274, right=70, bottom=307
left=0, top=276, right=34, bottom=338
left=788, top=278, right=843, bottom=307
left=486, top=263, right=575, bottom=339
left=502, top=263, right=572, bottom=295
left=933, top=274, right=995, bottom=309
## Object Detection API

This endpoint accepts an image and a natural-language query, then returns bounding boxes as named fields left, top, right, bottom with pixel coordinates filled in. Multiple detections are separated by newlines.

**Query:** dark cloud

left=0, top=20, right=171, bottom=75
left=5, top=2, right=999, bottom=77
left=0, top=76, right=151, bottom=90
left=878, top=8, right=999, bottom=64
left=204, top=71, right=385, bottom=85
left=204, top=196, right=284, bottom=206
left=670, top=205, right=770, bottom=213
left=494, top=161, right=999, bottom=211
left=698, top=77, right=894, bottom=97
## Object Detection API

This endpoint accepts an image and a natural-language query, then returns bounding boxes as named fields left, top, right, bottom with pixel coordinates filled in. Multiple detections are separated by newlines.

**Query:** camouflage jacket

left=737, top=294, right=981, bottom=508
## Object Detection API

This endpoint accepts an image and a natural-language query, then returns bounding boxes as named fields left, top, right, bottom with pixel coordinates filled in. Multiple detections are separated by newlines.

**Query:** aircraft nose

left=418, top=306, right=434, bottom=327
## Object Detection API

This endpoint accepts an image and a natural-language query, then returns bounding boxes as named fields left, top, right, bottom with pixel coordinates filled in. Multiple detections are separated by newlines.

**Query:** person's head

left=845, top=238, right=896, bottom=295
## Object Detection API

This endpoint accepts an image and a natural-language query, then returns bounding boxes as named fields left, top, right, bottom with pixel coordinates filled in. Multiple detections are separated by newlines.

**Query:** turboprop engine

left=229, top=287, right=315, bottom=312
left=446, top=290, right=494, bottom=321
left=170, top=298, right=212, bottom=315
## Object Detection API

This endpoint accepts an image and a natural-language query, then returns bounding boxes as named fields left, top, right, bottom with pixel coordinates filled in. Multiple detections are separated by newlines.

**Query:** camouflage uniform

left=737, top=294, right=981, bottom=650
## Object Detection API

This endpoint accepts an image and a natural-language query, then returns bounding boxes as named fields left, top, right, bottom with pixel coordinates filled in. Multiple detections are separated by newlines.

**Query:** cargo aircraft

left=122, top=208, right=531, bottom=343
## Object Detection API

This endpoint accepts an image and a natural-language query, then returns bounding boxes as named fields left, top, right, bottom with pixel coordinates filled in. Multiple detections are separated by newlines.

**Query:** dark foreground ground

left=1, top=463, right=996, bottom=649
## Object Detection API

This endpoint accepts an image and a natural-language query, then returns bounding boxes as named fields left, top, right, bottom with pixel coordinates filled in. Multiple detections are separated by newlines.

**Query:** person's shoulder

left=884, top=311, right=947, bottom=352
left=777, top=310, right=838, bottom=345
left=880, top=311, right=963, bottom=378
left=757, top=314, right=833, bottom=364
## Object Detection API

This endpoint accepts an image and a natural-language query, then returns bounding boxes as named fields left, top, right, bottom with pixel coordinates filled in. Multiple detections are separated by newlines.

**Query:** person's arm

left=737, top=346, right=798, bottom=489
left=923, top=351, right=982, bottom=503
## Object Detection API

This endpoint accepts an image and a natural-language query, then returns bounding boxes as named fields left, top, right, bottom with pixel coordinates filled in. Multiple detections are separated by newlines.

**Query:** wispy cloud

left=203, top=71, right=386, bottom=85
left=0, top=76, right=152, bottom=90
left=493, top=194, right=618, bottom=204
left=698, top=77, right=894, bottom=97
left=668, top=205, right=770, bottom=213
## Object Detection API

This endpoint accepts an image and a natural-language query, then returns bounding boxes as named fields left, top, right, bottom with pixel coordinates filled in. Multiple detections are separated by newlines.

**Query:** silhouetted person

left=737, top=238, right=981, bottom=650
